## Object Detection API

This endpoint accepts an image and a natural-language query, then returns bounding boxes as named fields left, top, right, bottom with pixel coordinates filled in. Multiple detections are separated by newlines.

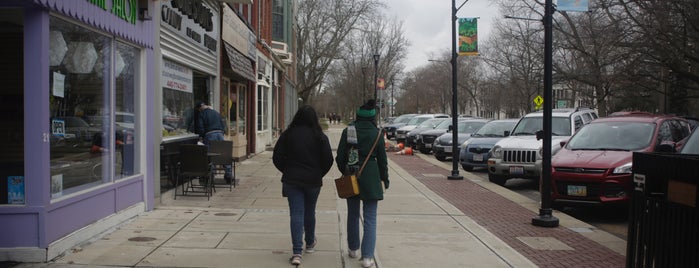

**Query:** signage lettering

left=162, top=5, right=182, bottom=31
left=170, top=0, right=213, bottom=31
left=87, top=0, right=137, bottom=25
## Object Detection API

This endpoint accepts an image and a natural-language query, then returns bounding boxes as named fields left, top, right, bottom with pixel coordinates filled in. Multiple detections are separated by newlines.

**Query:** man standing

left=196, top=101, right=232, bottom=182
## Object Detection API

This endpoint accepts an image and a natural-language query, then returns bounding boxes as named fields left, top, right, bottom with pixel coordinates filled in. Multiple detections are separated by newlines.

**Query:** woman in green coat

left=335, top=99, right=389, bottom=268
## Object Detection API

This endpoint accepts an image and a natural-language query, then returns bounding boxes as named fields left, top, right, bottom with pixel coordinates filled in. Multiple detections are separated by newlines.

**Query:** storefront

left=158, top=0, right=220, bottom=192
left=0, top=0, right=155, bottom=262
left=220, top=4, right=255, bottom=160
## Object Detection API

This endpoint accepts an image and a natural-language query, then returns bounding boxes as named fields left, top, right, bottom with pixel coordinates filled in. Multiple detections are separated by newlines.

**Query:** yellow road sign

left=534, top=95, right=543, bottom=106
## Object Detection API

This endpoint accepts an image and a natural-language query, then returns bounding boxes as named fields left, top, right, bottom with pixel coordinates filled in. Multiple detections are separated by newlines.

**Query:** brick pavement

left=388, top=153, right=626, bottom=268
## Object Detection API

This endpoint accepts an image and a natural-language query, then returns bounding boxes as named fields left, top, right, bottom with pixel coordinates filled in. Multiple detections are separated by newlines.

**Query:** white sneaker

left=361, top=258, right=374, bottom=268
left=348, top=249, right=358, bottom=259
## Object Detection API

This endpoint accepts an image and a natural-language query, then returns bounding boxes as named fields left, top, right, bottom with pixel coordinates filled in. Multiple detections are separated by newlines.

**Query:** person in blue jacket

left=272, top=105, right=333, bottom=266
left=195, top=101, right=232, bottom=182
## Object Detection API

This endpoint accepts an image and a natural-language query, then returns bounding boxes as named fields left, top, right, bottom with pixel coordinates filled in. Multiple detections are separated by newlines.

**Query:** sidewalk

left=14, top=123, right=625, bottom=267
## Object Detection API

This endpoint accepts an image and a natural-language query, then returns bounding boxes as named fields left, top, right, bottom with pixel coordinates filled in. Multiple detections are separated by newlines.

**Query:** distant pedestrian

left=335, top=99, right=389, bottom=268
left=273, top=105, right=334, bottom=266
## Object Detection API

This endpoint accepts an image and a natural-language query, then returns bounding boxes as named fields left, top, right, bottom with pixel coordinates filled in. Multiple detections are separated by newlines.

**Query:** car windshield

left=407, top=116, right=431, bottom=125
left=567, top=121, right=655, bottom=151
left=393, top=115, right=415, bottom=124
left=61, top=117, right=90, bottom=128
left=458, top=121, right=486, bottom=134
left=434, top=119, right=452, bottom=130
left=472, top=121, right=517, bottom=137
left=511, top=116, right=572, bottom=136
left=417, top=118, right=444, bottom=129
left=680, top=130, right=699, bottom=154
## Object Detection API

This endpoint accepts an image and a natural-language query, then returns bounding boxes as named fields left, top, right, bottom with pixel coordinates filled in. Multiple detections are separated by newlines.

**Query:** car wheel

left=435, top=154, right=447, bottom=161
left=462, top=165, right=473, bottom=171
left=419, top=148, right=431, bottom=154
left=488, top=173, right=507, bottom=186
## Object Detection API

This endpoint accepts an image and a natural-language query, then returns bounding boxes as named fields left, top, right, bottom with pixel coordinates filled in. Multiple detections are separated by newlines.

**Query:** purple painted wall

left=0, top=0, right=155, bottom=251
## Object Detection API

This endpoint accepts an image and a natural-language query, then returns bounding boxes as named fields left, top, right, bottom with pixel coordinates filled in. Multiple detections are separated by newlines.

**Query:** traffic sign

left=534, top=95, right=543, bottom=106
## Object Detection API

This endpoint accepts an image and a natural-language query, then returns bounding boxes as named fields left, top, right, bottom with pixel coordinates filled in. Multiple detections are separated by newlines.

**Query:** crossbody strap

left=357, top=130, right=383, bottom=177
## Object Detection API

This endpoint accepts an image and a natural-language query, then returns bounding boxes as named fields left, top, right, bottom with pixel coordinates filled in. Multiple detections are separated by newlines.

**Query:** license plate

left=509, top=166, right=524, bottom=175
left=567, top=185, right=587, bottom=196
left=472, top=154, right=483, bottom=162
left=444, top=146, right=452, bottom=153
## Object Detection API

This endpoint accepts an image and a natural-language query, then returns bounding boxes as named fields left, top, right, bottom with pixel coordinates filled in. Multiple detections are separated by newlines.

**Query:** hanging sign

left=458, top=18, right=479, bottom=56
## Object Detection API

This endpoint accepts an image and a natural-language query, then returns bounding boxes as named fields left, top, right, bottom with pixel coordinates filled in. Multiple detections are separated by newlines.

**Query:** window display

left=49, top=17, right=140, bottom=198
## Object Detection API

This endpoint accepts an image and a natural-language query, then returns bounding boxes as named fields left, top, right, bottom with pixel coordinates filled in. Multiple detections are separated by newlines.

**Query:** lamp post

left=373, top=54, right=380, bottom=102
left=532, top=0, right=559, bottom=227
left=362, top=66, right=367, bottom=102
left=448, top=0, right=467, bottom=180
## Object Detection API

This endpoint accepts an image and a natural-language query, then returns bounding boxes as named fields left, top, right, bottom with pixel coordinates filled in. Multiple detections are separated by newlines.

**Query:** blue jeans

left=347, top=196, right=378, bottom=259
left=284, top=182, right=321, bottom=255
left=204, top=131, right=232, bottom=178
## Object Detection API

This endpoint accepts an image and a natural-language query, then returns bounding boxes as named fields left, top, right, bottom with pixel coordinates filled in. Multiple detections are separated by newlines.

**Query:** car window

left=434, top=119, right=452, bottom=130
left=417, top=118, right=442, bottom=128
left=552, top=117, right=572, bottom=136
left=394, top=115, right=414, bottom=124
left=473, top=121, right=516, bottom=137
left=671, top=120, right=691, bottom=142
left=574, top=115, right=584, bottom=132
left=567, top=122, right=654, bottom=151
left=581, top=113, right=592, bottom=123
left=656, top=121, right=673, bottom=145
left=458, top=121, right=486, bottom=134
left=680, top=131, right=699, bottom=154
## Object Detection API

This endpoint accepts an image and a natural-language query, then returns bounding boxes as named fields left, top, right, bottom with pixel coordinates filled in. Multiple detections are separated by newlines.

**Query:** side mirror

left=504, top=130, right=510, bottom=137
left=535, top=130, right=544, bottom=141
left=448, top=125, right=453, bottom=132
left=560, top=140, right=567, bottom=148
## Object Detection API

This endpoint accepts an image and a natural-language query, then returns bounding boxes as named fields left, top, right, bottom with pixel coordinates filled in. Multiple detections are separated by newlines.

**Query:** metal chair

left=174, top=144, right=212, bottom=200
left=208, top=140, right=235, bottom=191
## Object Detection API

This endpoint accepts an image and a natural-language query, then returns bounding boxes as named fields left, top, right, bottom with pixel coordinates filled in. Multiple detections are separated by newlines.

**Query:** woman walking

left=335, top=99, right=389, bottom=268
left=273, top=105, right=334, bottom=265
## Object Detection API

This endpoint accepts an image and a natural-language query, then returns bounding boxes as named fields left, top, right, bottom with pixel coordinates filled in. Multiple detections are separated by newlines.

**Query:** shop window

left=161, top=65, right=208, bottom=137
left=49, top=17, right=140, bottom=199
left=257, top=85, right=269, bottom=131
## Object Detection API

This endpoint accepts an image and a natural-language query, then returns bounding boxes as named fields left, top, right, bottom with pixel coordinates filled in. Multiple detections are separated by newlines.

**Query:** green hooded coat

left=336, top=117, right=389, bottom=200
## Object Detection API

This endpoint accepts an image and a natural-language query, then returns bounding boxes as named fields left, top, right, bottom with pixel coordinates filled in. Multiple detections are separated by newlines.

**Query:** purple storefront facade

left=0, top=0, right=156, bottom=262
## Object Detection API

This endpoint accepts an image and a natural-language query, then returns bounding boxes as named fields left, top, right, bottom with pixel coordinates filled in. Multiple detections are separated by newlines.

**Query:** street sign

left=534, top=95, right=543, bottom=106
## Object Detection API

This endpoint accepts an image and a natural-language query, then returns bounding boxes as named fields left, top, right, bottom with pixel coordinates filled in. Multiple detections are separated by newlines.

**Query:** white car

left=395, top=114, right=448, bottom=143
left=486, top=108, right=598, bottom=186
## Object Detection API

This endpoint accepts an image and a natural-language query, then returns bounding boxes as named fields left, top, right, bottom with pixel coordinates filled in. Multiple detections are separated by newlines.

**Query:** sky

left=382, top=0, right=500, bottom=72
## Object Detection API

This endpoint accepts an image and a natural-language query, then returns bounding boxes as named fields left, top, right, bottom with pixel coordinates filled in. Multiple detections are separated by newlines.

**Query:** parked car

left=383, top=113, right=418, bottom=140
left=405, top=117, right=450, bottom=149
left=395, top=114, right=449, bottom=144
left=432, top=119, right=489, bottom=161
left=550, top=114, right=691, bottom=208
left=487, top=108, right=598, bottom=186
left=415, top=119, right=453, bottom=154
left=459, top=119, right=518, bottom=171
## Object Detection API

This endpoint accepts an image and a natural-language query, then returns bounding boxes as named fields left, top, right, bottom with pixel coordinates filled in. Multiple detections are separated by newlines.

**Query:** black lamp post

left=532, top=0, right=559, bottom=227
left=448, top=0, right=466, bottom=180
left=373, top=54, right=380, bottom=102
left=362, top=66, right=367, bottom=102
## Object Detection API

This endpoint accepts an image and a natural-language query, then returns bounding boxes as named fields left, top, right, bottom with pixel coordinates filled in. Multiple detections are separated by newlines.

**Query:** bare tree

left=295, top=0, right=382, bottom=104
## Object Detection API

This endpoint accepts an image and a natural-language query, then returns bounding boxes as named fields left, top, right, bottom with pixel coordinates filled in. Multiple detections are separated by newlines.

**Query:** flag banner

left=377, top=78, right=385, bottom=89
left=558, top=0, right=589, bottom=12
left=458, top=18, right=478, bottom=56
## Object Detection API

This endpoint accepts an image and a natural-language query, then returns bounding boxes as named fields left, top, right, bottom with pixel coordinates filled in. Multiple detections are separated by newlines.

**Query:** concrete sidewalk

left=13, top=123, right=624, bottom=267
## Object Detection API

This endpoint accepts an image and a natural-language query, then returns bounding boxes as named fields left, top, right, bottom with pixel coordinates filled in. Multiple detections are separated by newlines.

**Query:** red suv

left=550, top=114, right=692, bottom=208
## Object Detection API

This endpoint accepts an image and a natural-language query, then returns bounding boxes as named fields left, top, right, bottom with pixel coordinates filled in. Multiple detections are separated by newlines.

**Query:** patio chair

left=174, top=144, right=212, bottom=200
left=209, top=140, right=236, bottom=191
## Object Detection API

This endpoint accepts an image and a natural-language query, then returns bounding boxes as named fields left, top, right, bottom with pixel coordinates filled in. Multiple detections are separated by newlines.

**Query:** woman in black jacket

left=272, top=105, right=333, bottom=265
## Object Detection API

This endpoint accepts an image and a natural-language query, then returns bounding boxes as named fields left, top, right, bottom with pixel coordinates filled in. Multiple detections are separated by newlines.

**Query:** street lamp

left=361, top=66, right=367, bottom=102
left=532, top=0, right=559, bottom=227
left=448, top=0, right=467, bottom=180
left=373, top=54, right=380, bottom=102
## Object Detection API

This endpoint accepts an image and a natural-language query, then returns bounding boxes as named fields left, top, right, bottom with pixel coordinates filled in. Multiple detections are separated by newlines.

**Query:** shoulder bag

left=335, top=129, right=383, bottom=198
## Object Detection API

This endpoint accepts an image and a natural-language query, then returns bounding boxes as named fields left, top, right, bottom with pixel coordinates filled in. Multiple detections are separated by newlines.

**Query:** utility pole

left=448, top=0, right=468, bottom=180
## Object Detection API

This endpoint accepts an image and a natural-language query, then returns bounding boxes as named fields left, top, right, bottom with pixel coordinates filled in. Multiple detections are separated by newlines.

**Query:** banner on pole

left=558, top=0, right=589, bottom=12
left=377, top=78, right=385, bottom=89
left=458, top=18, right=478, bottom=56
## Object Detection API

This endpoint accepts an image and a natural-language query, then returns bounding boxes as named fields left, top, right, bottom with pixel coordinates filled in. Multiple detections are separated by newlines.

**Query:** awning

left=224, top=43, right=256, bottom=82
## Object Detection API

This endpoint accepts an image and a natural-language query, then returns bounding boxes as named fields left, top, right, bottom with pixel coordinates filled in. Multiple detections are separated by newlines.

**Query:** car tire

left=419, top=148, right=431, bottom=154
left=462, top=165, right=473, bottom=171
left=435, top=154, right=447, bottom=161
left=488, top=173, right=507, bottom=186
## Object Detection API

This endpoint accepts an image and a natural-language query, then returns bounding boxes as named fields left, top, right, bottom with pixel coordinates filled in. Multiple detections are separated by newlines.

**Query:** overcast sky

left=382, top=0, right=500, bottom=72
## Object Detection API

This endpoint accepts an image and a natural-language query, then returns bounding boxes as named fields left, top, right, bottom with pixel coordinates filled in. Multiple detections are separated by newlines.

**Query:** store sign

left=161, top=0, right=219, bottom=53
left=87, top=0, right=138, bottom=25
left=222, top=4, right=256, bottom=60
left=162, top=59, right=193, bottom=93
